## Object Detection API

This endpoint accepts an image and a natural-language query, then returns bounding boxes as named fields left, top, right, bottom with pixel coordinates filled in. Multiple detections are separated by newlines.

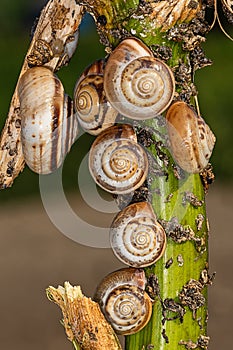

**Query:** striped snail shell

left=166, top=101, right=216, bottom=173
left=110, top=202, right=166, bottom=267
left=94, top=267, right=152, bottom=335
left=104, top=37, right=175, bottom=120
left=88, top=124, right=148, bottom=194
left=18, top=66, right=78, bottom=174
left=74, top=59, right=117, bottom=135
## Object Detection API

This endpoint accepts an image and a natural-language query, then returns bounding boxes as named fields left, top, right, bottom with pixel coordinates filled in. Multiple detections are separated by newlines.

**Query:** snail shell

left=18, top=66, right=78, bottom=174
left=74, top=59, right=117, bottom=135
left=104, top=38, right=175, bottom=120
left=110, top=202, right=166, bottom=267
left=94, top=267, right=152, bottom=335
left=88, top=124, right=148, bottom=194
left=166, top=101, right=216, bottom=173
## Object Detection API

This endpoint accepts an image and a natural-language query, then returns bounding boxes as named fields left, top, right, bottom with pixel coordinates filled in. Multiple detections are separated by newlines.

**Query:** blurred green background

left=0, top=0, right=233, bottom=201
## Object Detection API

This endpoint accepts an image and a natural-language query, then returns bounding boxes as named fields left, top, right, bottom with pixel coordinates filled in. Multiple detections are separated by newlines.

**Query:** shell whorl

left=74, top=59, right=117, bottom=135
left=166, top=101, right=216, bottom=173
left=110, top=202, right=166, bottom=267
left=94, top=268, right=152, bottom=335
left=18, top=66, right=78, bottom=174
left=104, top=38, right=175, bottom=120
left=88, top=124, right=148, bottom=194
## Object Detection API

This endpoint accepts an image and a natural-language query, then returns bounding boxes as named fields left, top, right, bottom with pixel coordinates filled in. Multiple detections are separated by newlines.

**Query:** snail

left=27, top=29, right=79, bottom=68
left=166, top=101, right=216, bottom=173
left=104, top=37, right=175, bottom=120
left=88, top=124, right=148, bottom=194
left=18, top=66, right=78, bottom=174
left=110, top=202, right=166, bottom=267
left=74, top=59, right=117, bottom=135
left=94, top=267, right=153, bottom=335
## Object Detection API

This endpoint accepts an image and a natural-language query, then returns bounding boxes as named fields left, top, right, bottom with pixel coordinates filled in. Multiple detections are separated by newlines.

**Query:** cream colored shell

left=88, top=124, right=148, bottom=194
left=74, top=59, right=117, bottom=135
left=104, top=37, right=175, bottom=120
left=166, top=101, right=216, bottom=173
left=94, top=268, right=152, bottom=335
left=18, top=66, right=78, bottom=174
left=110, top=202, right=166, bottom=267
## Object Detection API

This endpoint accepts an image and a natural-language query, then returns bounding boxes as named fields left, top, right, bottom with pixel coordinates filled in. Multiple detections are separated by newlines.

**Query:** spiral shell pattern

left=18, top=66, right=78, bottom=174
left=166, top=101, right=216, bottom=173
left=94, top=268, right=152, bottom=335
left=110, top=202, right=166, bottom=267
left=74, top=60, right=117, bottom=135
left=104, top=38, right=175, bottom=120
left=89, top=124, right=148, bottom=194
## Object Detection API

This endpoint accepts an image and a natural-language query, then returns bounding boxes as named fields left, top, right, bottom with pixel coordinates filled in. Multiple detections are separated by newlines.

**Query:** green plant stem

left=125, top=125, right=209, bottom=349
left=73, top=339, right=82, bottom=350
left=80, top=0, right=211, bottom=349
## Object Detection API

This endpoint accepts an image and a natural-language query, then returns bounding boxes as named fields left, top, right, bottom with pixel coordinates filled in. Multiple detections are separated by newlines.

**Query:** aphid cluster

left=17, top=36, right=216, bottom=335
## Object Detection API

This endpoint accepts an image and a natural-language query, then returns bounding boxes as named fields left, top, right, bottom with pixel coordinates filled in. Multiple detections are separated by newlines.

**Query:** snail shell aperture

left=74, top=59, right=117, bottom=135
left=18, top=66, right=78, bottom=174
left=166, top=101, right=216, bottom=173
left=94, top=267, right=152, bottom=335
left=110, top=202, right=166, bottom=267
left=88, top=124, right=148, bottom=194
left=104, top=38, right=175, bottom=120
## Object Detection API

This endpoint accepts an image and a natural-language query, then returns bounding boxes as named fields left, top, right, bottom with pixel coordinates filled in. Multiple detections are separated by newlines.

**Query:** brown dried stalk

left=46, top=282, right=122, bottom=350
left=0, top=0, right=83, bottom=189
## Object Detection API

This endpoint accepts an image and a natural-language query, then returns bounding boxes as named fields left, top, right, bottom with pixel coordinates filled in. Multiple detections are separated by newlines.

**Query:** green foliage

left=195, top=30, right=233, bottom=180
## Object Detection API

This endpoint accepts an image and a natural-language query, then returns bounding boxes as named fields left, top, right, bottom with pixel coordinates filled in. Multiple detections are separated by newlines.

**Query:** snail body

left=94, top=268, right=152, bottom=335
left=18, top=66, right=78, bottom=174
left=88, top=124, right=148, bottom=194
left=110, top=202, right=166, bottom=267
left=27, top=29, right=79, bottom=68
left=74, top=59, right=117, bottom=135
left=166, top=101, right=216, bottom=173
left=104, top=37, right=175, bottom=120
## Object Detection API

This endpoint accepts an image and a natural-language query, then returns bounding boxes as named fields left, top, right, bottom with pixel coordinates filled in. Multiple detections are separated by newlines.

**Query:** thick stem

left=79, top=0, right=212, bottom=349
left=125, top=120, right=209, bottom=350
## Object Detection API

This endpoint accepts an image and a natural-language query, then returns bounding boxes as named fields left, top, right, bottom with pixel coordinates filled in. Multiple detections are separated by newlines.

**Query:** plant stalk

left=79, top=0, right=213, bottom=349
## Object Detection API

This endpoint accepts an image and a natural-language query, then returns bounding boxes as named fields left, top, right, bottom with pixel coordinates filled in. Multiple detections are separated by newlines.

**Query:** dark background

left=0, top=1, right=232, bottom=349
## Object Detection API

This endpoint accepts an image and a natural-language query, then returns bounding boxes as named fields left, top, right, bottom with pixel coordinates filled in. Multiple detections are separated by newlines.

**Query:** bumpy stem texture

left=79, top=0, right=213, bottom=349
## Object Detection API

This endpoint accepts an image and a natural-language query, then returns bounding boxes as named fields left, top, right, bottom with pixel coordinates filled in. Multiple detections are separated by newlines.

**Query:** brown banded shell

left=166, top=101, right=216, bottom=173
left=18, top=66, right=78, bottom=174
left=104, top=38, right=175, bottom=120
left=110, top=202, right=166, bottom=267
left=74, top=59, right=117, bottom=135
left=88, top=124, right=148, bottom=194
left=79, top=59, right=105, bottom=78
left=94, top=268, right=152, bottom=335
